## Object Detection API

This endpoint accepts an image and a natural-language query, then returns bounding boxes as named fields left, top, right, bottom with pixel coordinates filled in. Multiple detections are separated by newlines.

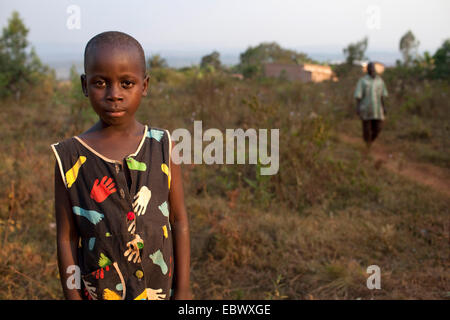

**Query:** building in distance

left=263, top=63, right=338, bottom=82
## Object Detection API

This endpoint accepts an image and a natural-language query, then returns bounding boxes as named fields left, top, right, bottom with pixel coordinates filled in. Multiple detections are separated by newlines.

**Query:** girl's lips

left=106, top=110, right=126, bottom=117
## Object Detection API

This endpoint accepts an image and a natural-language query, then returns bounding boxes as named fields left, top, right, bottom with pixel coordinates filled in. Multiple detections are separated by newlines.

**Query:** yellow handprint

left=103, top=288, right=121, bottom=300
left=161, top=163, right=171, bottom=189
left=134, top=288, right=166, bottom=300
left=65, top=156, right=86, bottom=188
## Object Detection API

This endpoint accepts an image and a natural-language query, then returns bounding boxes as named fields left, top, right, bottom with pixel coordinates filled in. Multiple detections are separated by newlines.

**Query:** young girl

left=51, top=31, right=191, bottom=300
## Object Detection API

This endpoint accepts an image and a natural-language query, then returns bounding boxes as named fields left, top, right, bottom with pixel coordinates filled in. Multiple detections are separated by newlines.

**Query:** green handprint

left=158, top=201, right=169, bottom=217
left=149, top=249, right=168, bottom=275
left=72, top=206, right=104, bottom=225
left=98, top=253, right=112, bottom=268
left=126, top=157, right=147, bottom=171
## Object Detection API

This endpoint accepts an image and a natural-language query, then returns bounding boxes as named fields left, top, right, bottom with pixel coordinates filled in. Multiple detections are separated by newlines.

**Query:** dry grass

left=0, top=70, right=448, bottom=299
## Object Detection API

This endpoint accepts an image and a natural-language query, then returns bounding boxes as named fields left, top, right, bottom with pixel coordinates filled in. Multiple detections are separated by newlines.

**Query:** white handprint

left=133, top=186, right=151, bottom=216
left=128, top=220, right=136, bottom=234
left=147, top=288, right=166, bottom=300
left=82, top=280, right=97, bottom=300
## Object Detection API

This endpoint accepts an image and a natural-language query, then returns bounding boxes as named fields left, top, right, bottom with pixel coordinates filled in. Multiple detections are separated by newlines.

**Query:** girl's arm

left=54, top=164, right=83, bottom=300
left=169, top=143, right=192, bottom=299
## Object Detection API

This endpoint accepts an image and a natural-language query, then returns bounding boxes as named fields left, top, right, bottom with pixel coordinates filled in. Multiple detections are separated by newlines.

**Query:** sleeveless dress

left=51, top=125, right=173, bottom=300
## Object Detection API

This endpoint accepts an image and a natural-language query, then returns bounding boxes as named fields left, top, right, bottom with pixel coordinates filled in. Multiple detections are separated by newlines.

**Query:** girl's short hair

left=84, top=31, right=146, bottom=75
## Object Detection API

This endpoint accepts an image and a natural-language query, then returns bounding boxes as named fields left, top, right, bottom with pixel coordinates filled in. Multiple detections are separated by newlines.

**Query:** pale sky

left=1, top=0, right=449, bottom=62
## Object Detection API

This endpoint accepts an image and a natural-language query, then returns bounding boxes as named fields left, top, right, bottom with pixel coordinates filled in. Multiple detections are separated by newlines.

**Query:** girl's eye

left=94, top=80, right=105, bottom=87
left=122, top=80, right=134, bottom=88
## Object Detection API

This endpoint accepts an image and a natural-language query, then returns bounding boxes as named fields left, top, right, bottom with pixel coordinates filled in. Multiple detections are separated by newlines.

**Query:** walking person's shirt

left=51, top=125, right=174, bottom=300
left=354, top=74, right=388, bottom=120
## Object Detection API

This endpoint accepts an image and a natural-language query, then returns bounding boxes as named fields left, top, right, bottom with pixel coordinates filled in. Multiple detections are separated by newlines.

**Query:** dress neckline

left=73, top=125, right=148, bottom=164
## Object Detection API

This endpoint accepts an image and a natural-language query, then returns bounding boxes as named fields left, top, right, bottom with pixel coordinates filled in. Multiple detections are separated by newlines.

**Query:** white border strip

left=51, top=143, right=68, bottom=189
left=165, top=129, right=172, bottom=188
left=73, top=125, right=148, bottom=163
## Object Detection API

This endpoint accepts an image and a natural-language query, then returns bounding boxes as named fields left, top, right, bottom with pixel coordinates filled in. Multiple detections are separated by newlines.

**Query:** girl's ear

left=80, top=74, right=88, bottom=97
left=142, top=74, right=150, bottom=97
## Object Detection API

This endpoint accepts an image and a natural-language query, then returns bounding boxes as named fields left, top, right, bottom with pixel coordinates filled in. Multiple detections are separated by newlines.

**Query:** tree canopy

left=399, top=30, right=420, bottom=67
left=200, top=51, right=221, bottom=71
left=343, top=36, right=368, bottom=65
left=0, top=11, right=50, bottom=98
left=238, top=42, right=316, bottom=78
left=432, top=39, right=450, bottom=80
left=147, top=54, right=168, bottom=70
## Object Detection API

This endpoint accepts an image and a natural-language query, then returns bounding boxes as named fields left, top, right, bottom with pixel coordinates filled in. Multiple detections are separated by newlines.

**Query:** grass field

left=0, top=69, right=448, bottom=299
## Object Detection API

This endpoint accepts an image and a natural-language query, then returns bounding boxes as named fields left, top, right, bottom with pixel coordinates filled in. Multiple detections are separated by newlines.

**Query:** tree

left=238, top=42, right=315, bottom=78
left=343, top=36, right=368, bottom=65
left=147, top=54, right=168, bottom=70
left=69, top=65, right=94, bottom=132
left=412, top=50, right=434, bottom=79
left=0, top=11, right=49, bottom=98
left=432, top=39, right=450, bottom=80
left=146, top=54, right=169, bottom=82
left=200, top=51, right=221, bottom=71
left=399, top=30, right=420, bottom=67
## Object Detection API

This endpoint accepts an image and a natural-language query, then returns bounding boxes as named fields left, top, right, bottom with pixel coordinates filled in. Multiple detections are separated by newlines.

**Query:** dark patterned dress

left=51, top=125, right=173, bottom=300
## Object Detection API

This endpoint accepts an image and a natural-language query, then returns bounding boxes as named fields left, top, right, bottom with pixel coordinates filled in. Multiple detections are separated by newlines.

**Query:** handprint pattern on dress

left=133, top=186, right=151, bottom=216
left=124, top=234, right=144, bottom=263
left=158, top=201, right=169, bottom=217
left=65, top=156, right=86, bottom=188
left=149, top=249, right=168, bottom=275
left=72, top=206, right=104, bottom=225
left=52, top=126, right=173, bottom=300
left=88, top=237, right=96, bottom=251
left=126, top=157, right=147, bottom=171
left=158, top=201, right=171, bottom=230
left=82, top=280, right=97, bottom=300
left=146, top=129, right=164, bottom=142
left=134, top=288, right=166, bottom=300
left=161, top=163, right=171, bottom=189
left=103, top=288, right=121, bottom=300
left=90, top=176, right=117, bottom=203
left=128, top=220, right=136, bottom=234
left=147, top=288, right=166, bottom=300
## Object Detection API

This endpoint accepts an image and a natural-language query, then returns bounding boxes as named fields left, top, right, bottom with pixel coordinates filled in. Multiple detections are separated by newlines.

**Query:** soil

left=338, top=133, right=450, bottom=198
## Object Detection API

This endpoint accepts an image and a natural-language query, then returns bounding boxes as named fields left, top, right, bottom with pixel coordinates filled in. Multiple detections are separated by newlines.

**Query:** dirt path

left=338, top=133, right=450, bottom=198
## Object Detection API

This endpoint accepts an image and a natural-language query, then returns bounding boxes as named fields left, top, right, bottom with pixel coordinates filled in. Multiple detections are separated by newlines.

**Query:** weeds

left=0, top=67, right=449, bottom=299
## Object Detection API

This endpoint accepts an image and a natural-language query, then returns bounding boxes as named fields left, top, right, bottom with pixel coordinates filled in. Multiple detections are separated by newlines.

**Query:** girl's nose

left=106, top=83, right=123, bottom=102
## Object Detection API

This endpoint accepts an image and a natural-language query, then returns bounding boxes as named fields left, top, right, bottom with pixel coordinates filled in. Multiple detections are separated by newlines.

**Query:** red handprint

left=90, top=176, right=117, bottom=203
left=91, top=265, right=110, bottom=279
left=83, top=287, right=93, bottom=300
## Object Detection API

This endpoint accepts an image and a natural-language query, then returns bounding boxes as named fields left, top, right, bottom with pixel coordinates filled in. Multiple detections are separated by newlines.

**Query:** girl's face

left=81, top=45, right=149, bottom=127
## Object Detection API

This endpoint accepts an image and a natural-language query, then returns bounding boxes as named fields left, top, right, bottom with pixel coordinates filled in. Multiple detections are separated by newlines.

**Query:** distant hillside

left=33, top=43, right=401, bottom=79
